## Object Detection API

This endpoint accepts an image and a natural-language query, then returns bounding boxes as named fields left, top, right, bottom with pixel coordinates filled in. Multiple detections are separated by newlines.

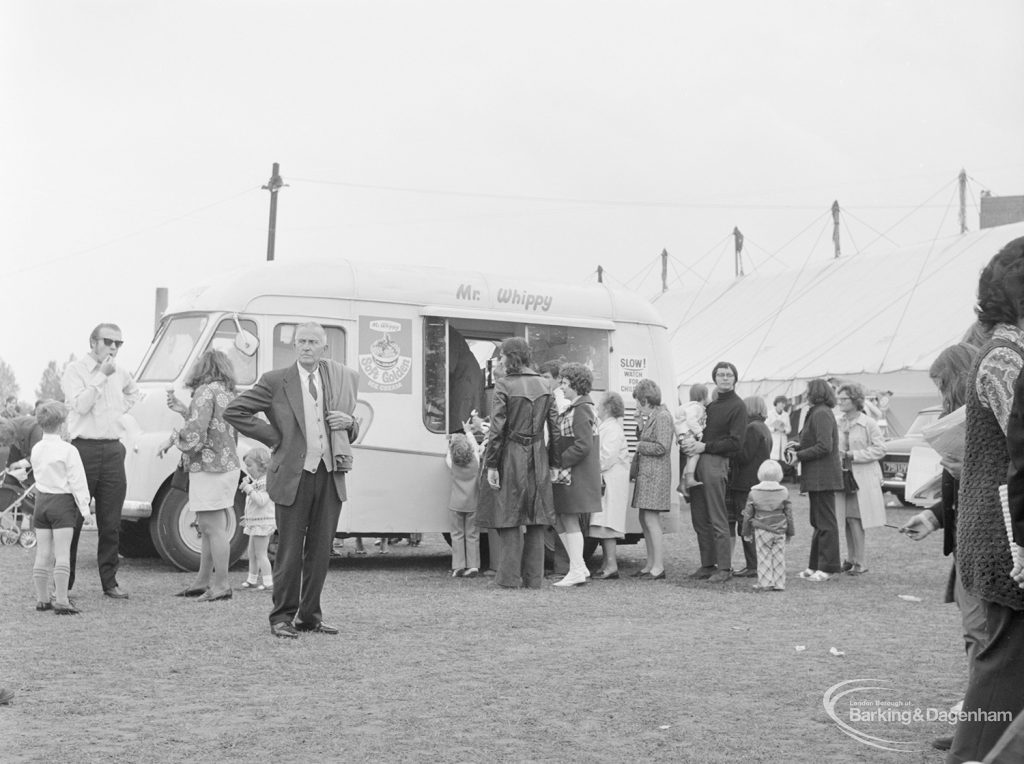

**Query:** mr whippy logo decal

left=358, top=317, right=412, bottom=394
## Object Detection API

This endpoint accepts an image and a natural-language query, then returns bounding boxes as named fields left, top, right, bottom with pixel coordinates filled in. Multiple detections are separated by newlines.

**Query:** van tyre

left=149, top=485, right=248, bottom=572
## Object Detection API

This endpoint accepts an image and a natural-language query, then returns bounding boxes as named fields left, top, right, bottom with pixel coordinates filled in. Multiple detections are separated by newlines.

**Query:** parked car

left=880, top=406, right=943, bottom=505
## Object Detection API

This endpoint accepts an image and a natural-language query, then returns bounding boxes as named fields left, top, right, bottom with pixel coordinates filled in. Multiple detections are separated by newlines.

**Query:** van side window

left=273, top=324, right=347, bottom=369
left=204, top=318, right=259, bottom=385
left=423, top=317, right=447, bottom=433
left=527, top=325, right=610, bottom=390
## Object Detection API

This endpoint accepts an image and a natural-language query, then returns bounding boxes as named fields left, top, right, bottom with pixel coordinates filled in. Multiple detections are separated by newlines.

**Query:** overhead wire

left=7, top=186, right=261, bottom=278
left=288, top=176, right=962, bottom=211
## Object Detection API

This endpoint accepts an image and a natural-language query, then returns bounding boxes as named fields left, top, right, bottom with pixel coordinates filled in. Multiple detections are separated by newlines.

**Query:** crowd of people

left=5, top=240, right=1024, bottom=763
left=0, top=321, right=360, bottom=643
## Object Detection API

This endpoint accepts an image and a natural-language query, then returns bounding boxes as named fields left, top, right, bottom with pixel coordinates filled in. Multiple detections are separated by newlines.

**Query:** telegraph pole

left=831, top=200, right=841, bottom=258
left=263, top=162, right=287, bottom=261
left=958, top=168, right=968, bottom=234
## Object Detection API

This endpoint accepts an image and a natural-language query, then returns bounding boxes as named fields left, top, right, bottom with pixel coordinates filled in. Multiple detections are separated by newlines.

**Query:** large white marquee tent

left=653, top=221, right=1024, bottom=435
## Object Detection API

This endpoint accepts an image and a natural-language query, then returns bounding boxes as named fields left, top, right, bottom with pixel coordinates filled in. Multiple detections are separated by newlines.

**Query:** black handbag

left=170, top=461, right=190, bottom=493
left=841, top=455, right=859, bottom=495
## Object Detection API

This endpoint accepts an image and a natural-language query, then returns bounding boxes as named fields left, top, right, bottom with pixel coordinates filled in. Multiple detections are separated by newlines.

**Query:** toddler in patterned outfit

left=741, top=460, right=795, bottom=591
left=240, top=447, right=275, bottom=591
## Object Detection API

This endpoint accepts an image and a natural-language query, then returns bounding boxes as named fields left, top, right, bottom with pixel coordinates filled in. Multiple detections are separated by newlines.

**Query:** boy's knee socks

left=32, top=565, right=50, bottom=603
left=53, top=562, right=70, bottom=603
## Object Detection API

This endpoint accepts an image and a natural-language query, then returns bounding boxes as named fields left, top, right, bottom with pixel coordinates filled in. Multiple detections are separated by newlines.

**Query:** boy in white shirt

left=30, top=401, right=91, bottom=614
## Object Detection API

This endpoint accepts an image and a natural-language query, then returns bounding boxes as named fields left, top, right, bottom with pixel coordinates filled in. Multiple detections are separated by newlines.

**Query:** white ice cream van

left=120, top=260, right=679, bottom=570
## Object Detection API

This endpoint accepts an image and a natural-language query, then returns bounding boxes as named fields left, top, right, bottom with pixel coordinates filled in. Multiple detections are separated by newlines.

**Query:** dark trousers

left=271, top=463, right=342, bottom=627
left=949, top=601, right=1024, bottom=764
left=494, top=525, right=545, bottom=589
left=69, top=439, right=126, bottom=592
left=689, top=454, right=732, bottom=569
left=727, top=489, right=757, bottom=571
left=807, top=490, right=841, bottom=573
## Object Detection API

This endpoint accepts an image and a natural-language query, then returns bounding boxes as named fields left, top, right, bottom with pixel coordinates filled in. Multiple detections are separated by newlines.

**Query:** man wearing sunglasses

left=62, top=323, right=141, bottom=600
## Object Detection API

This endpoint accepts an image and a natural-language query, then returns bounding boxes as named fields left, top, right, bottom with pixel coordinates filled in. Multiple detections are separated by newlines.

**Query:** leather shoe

left=197, top=589, right=233, bottom=602
left=688, top=566, right=716, bottom=580
left=593, top=570, right=620, bottom=580
left=707, top=570, right=733, bottom=583
left=295, top=621, right=339, bottom=635
left=931, top=735, right=953, bottom=751
left=174, top=586, right=209, bottom=598
left=53, top=604, right=81, bottom=615
left=630, top=569, right=651, bottom=578
left=36, top=601, right=54, bottom=612
left=639, top=571, right=666, bottom=580
left=103, top=587, right=130, bottom=599
left=271, top=621, right=299, bottom=639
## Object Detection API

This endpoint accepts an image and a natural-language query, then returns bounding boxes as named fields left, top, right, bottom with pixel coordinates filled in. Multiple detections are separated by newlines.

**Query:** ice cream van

left=119, top=259, right=679, bottom=570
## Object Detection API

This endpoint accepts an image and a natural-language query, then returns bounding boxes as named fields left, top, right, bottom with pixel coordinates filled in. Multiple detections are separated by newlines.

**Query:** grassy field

left=0, top=495, right=967, bottom=763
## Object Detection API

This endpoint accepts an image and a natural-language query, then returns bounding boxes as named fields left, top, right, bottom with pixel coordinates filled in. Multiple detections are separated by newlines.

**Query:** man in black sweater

left=684, top=361, right=748, bottom=582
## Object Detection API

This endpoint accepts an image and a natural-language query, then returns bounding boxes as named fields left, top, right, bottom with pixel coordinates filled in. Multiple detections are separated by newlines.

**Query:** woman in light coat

left=836, top=382, right=886, bottom=575
left=589, top=391, right=630, bottom=579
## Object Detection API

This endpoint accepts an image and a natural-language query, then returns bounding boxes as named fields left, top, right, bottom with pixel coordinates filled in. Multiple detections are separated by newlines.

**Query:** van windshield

left=138, top=314, right=209, bottom=382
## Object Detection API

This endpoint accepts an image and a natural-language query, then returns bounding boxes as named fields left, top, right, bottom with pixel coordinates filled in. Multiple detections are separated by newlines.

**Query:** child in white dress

left=240, top=447, right=275, bottom=591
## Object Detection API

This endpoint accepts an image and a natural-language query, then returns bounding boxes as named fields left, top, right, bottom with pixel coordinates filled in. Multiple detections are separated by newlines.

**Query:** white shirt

left=30, top=433, right=91, bottom=515
left=62, top=354, right=142, bottom=439
left=296, top=363, right=330, bottom=473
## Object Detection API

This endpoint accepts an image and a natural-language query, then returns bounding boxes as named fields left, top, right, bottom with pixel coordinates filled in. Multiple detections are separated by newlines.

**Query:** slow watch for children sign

left=358, top=316, right=413, bottom=394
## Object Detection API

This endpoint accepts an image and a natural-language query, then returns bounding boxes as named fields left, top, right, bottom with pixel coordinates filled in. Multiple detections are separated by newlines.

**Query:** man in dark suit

left=224, top=322, right=359, bottom=638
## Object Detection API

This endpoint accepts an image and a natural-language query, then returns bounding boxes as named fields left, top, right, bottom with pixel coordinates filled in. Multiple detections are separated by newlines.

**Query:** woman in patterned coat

left=630, top=378, right=674, bottom=579
left=160, top=349, right=240, bottom=601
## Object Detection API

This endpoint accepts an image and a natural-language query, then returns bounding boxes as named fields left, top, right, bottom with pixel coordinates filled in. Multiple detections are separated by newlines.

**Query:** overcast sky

left=3, top=0, right=1022, bottom=397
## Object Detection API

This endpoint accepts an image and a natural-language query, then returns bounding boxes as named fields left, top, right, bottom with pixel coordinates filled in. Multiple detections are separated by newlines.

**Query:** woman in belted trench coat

left=478, top=337, right=557, bottom=589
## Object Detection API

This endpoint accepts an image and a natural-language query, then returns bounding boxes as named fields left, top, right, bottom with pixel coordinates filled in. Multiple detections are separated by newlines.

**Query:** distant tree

left=36, top=359, right=68, bottom=403
left=0, top=357, right=19, bottom=403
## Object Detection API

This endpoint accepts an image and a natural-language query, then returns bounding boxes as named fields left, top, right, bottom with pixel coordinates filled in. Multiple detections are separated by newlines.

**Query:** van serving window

left=273, top=324, right=347, bottom=369
left=527, top=324, right=610, bottom=390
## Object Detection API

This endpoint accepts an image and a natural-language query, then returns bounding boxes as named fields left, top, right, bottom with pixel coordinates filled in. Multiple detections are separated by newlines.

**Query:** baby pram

left=0, top=467, right=37, bottom=548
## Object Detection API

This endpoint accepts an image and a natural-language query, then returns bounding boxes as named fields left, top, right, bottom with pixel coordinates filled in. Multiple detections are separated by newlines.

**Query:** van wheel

left=149, top=486, right=248, bottom=572
left=119, top=518, right=158, bottom=558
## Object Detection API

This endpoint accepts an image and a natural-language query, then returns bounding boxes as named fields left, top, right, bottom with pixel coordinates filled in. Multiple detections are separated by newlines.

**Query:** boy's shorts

left=33, top=493, right=79, bottom=530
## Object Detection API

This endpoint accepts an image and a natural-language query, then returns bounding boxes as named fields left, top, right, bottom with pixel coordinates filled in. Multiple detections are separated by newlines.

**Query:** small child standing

left=741, top=460, right=795, bottom=591
left=446, top=431, right=480, bottom=577
left=674, top=383, right=709, bottom=498
left=239, top=447, right=275, bottom=591
left=30, top=401, right=91, bottom=615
